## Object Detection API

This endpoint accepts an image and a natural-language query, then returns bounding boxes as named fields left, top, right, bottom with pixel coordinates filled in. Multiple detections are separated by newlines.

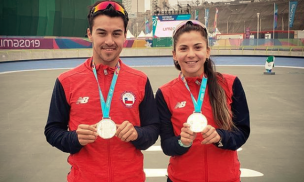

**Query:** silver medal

left=97, top=118, right=117, bottom=139
left=187, top=112, right=207, bottom=132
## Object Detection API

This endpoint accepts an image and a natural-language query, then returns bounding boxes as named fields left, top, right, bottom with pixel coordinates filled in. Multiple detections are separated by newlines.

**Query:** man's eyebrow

left=96, top=28, right=106, bottom=32
left=113, top=29, right=123, bottom=33
left=95, top=29, right=123, bottom=33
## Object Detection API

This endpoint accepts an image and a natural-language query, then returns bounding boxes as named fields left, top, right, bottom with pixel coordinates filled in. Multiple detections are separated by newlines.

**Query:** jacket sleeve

left=155, top=89, right=190, bottom=156
left=44, top=78, right=83, bottom=154
left=216, top=77, right=250, bottom=150
left=131, top=78, right=160, bottom=150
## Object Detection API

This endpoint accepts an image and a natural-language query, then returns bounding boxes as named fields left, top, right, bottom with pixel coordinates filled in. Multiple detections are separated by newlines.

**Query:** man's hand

left=115, top=121, right=138, bottom=142
left=76, top=124, right=98, bottom=146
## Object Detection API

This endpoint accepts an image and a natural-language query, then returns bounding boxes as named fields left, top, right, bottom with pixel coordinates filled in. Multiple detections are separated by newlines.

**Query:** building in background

left=123, top=0, right=145, bottom=14
left=151, top=0, right=170, bottom=14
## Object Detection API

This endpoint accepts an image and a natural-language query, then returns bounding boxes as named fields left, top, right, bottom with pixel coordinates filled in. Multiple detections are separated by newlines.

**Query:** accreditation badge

left=97, top=118, right=117, bottom=139
left=187, top=112, right=207, bottom=132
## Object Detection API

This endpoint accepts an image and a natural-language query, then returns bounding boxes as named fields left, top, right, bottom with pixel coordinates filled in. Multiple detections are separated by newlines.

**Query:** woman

left=155, top=20, right=250, bottom=182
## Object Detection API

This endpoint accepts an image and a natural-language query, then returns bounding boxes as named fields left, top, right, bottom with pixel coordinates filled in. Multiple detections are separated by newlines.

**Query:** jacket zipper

left=205, top=146, right=208, bottom=182
left=108, top=140, right=112, bottom=182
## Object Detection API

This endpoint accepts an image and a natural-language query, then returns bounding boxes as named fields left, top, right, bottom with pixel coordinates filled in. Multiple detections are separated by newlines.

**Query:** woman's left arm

left=215, top=77, right=250, bottom=150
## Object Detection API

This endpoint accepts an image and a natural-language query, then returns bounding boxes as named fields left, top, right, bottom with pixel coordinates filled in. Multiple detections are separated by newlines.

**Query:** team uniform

left=156, top=73, right=250, bottom=182
left=45, top=57, right=159, bottom=182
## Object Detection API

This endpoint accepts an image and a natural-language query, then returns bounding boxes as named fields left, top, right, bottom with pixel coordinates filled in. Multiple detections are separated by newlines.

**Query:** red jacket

left=45, top=58, right=159, bottom=182
left=156, top=73, right=250, bottom=182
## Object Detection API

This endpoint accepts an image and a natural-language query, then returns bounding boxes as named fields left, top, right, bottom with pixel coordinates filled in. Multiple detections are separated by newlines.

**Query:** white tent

left=145, top=31, right=153, bottom=38
left=137, top=31, right=146, bottom=38
left=126, top=30, right=135, bottom=39
left=209, top=28, right=221, bottom=38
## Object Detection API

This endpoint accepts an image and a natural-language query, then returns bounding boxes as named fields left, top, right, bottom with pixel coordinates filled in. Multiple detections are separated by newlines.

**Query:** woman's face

left=173, top=31, right=210, bottom=77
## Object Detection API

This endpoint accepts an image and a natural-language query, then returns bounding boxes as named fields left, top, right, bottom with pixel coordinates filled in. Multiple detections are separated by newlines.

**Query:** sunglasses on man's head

left=173, top=20, right=208, bottom=37
left=91, top=1, right=126, bottom=16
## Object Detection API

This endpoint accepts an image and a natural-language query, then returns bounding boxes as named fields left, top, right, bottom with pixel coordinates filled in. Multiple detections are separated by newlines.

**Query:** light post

left=204, top=16, right=207, bottom=31
left=136, top=22, right=138, bottom=38
left=257, top=13, right=260, bottom=46
left=244, top=20, right=245, bottom=33
left=227, top=15, right=231, bottom=34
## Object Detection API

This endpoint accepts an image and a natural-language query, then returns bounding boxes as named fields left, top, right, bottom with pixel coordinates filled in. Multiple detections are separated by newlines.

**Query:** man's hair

left=87, top=0, right=129, bottom=33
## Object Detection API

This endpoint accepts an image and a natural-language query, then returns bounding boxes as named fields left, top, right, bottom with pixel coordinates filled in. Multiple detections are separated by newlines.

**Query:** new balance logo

left=76, top=97, right=89, bottom=104
left=175, top=101, right=186, bottom=109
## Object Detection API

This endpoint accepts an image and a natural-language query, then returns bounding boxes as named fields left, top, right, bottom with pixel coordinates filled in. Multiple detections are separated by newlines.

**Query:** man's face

left=87, top=15, right=126, bottom=67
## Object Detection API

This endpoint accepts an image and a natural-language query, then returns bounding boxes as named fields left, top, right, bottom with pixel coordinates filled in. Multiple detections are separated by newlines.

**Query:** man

left=44, top=1, right=160, bottom=181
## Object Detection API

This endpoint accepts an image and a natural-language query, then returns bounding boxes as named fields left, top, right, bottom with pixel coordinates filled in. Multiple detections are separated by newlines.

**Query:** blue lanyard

left=179, top=72, right=208, bottom=113
left=92, top=61, right=120, bottom=119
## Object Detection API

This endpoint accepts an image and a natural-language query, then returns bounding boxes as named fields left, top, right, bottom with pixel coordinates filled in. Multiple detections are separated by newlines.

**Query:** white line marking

left=146, top=146, right=162, bottom=152
left=144, top=168, right=264, bottom=178
left=0, top=64, right=303, bottom=75
left=144, top=169, right=167, bottom=177
left=241, top=168, right=264, bottom=177
left=146, top=146, right=242, bottom=152
left=0, top=68, right=72, bottom=75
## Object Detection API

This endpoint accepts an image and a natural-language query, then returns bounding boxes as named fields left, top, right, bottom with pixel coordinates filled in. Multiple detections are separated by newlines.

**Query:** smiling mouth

left=186, top=61, right=198, bottom=64
left=102, top=48, right=116, bottom=51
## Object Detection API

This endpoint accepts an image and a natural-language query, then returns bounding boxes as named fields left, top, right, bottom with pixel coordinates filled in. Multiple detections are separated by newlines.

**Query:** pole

left=257, top=13, right=260, bottom=46
left=288, top=1, right=290, bottom=41
left=227, top=20, right=228, bottom=34
left=205, top=16, right=207, bottom=30
left=282, top=17, right=284, bottom=31
left=244, top=20, right=245, bottom=34
left=136, top=22, right=138, bottom=37
left=273, top=3, right=275, bottom=39
left=260, top=17, right=262, bottom=32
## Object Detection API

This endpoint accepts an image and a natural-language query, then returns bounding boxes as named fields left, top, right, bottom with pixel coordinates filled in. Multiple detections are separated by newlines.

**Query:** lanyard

left=179, top=72, right=208, bottom=113
left=92, top=61, right=120, bottom=119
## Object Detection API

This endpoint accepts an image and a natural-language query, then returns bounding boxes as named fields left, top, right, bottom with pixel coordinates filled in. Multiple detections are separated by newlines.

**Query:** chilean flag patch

left=121, top=91, right=136, bottom=108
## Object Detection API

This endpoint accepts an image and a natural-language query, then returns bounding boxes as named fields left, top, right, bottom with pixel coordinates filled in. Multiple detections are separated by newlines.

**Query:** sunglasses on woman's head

left=172, top=20, right=208, bottom=37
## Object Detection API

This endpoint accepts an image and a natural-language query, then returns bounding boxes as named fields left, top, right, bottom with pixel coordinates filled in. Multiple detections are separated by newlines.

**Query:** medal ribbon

left=92, top=61, right=120, bottom=119
left=179, top=72, right=208, bottom=113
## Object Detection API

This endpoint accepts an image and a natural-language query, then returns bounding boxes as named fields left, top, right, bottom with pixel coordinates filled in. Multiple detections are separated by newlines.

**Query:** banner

left=214, top=8, right=218, bottom=32
left=289, top=1, right=298, bottom=28
left=205, top=8, right=209, bottom=29
left=274, top=3, right=278, bottom=29
left=145, top=17, right=150, bottom=34
left=0, top=38, right=53, bottom=49
left=0, top=37, right=92, bottom=49
left=152, top=15, right=191, bottom=38
left=195, top=10, right=199, bottom=20
left=152, top=16, right=158, bottom=37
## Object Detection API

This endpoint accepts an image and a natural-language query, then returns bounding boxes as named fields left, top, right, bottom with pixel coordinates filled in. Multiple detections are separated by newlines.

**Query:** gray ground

left=1, top=66, right=304, bottom=182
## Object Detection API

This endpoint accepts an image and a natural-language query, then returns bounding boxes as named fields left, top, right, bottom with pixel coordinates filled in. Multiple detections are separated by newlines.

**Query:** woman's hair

left=173, top=21, right=235, bottom=131
left=87, top=0, right=129, bottom=33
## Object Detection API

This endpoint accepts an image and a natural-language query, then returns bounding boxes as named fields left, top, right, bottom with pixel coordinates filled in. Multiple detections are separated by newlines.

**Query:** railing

left=1, top=37, right=304, bottom=62
left=210, top=45, right=304, bottom=57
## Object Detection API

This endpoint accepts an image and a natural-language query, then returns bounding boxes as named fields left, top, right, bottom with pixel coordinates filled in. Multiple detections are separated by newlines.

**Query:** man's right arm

left=44, top=78, right=83, bottom=154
